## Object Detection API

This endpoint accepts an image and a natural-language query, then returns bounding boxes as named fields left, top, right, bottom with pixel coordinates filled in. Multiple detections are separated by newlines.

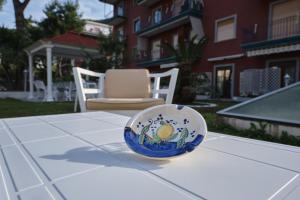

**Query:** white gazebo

left=24, top=32, right=101, bottom=102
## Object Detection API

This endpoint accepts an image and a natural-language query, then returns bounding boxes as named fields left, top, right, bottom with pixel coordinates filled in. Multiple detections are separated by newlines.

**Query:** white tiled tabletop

left=0, top=111, right=300, bottom=200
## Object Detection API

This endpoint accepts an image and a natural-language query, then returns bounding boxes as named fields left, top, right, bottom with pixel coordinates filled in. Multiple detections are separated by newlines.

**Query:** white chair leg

left=74, top=95, right=78, bottom=112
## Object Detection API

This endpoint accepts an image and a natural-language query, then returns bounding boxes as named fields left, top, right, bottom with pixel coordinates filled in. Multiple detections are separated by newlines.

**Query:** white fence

left=0, top=92, right=30, bottom=100
left=240, top=67, right=281, bottom=96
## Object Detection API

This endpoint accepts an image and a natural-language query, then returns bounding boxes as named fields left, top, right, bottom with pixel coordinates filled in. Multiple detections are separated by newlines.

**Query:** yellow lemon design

left=157, top=124, right=174, bottom=141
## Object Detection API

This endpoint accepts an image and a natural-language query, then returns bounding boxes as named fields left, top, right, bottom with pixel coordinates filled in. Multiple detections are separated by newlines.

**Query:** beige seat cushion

left=87, top=98, right=165, bottom=110
left=104, top=69, right=151, bottom=98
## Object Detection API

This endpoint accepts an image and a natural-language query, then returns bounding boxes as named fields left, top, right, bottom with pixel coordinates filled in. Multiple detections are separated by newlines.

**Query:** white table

left=0, top=112, right=300, bottom=200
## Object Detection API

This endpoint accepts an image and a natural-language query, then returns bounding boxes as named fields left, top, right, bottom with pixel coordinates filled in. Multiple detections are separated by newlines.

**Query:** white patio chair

left=61, top=82, right=76, bottom=101
left=34, top=80, right=46, bottom=100
left=73, top=67, right=179, bottom=116
left=34, top=80, right=58, bottom=101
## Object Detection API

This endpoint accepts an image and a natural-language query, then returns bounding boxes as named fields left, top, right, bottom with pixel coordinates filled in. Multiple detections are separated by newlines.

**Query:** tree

left=39, top=0, right=85, bottom=36
left=0, top=27, right=32, bottom=90
left=162, top=35, right=207, bottom=103
left=97, top=32, right=125, bottom=69
left=12, top=0, right=31, bottom=30
left=0, top=0, right=5, bottom=10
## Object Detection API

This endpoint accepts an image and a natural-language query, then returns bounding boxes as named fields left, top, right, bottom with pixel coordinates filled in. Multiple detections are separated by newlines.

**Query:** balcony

left=137, top=0, right=160, bottom=7
left=242, top=15, right=300, bottom=57
left=98, top=0, right=119, bottom=5
left=136, top=49, right=176, bottom=67
left=270, top=15, right=300, bottom=40
left=106, top=7, right=126, bottom=26
left=137, top=0, right=202, bottom=37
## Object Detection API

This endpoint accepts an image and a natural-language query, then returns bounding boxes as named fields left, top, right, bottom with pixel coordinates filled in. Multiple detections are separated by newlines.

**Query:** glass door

left=153, top=8, right=162, bottom=24
left=268, top=60, right=298, bottom=86
left=215, top=66, right=233, bottom=98
left=151, top=40, right=161, bottom=61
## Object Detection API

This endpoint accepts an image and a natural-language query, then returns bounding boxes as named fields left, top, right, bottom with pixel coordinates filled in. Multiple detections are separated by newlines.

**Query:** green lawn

left=0, top=98, right=74, bottom=119
left=1, top=98, right=299, bottom=147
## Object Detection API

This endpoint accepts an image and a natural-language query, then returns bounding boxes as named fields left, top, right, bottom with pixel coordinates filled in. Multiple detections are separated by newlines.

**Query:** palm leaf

left=138, top=124, right=151, bottom=145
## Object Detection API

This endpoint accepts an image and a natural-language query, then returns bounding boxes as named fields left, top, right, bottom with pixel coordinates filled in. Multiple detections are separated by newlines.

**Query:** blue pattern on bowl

left=124, top=127, right=204, bottom=158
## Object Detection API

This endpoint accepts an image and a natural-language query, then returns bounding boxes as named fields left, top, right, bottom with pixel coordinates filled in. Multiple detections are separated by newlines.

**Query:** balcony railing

left=138, top=0, right=202, bottom=36
left=136, top=0, right=160, bottom=7
left=242, top=15, right=300, bottom=47
left=135, top=49, right=176, bottom=67
left=270, top=15, right=300, bottom=39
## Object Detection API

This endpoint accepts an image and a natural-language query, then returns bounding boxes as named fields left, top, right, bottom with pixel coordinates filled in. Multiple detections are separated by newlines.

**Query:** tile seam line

left=0, top=149, right=11, bottom=200
left=39, top=117, right=207, bottom=200
left=209, top=131, right=300, bottom=153
left=144, top=170, right=207, bottom=200
left=202, top=146, right=300, bottom=173
left=36, top=117, right=124, bottom=136
left=279, top=177, right=300, bottom=200
left=36, top=117, right=90, bottom=124
left=83, top=115, right=127, bottom=128
left=38, top=115, right=125, bottom=125
left=19, top=135, right=70, bottom=145
left=268, top=174, right=299, bottom=200
left=227, top=137, right=300, bottom=154
left=51, top=165, right=107, bottom=183
left=17, top=183, right=44, bottom=193
left=139, top=170, right=204, bottom=200
left=4, top=122, right=46, bottom=128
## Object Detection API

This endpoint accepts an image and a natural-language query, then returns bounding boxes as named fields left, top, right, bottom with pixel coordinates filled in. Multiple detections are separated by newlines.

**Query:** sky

left=0, top=0, right=113, bottom=28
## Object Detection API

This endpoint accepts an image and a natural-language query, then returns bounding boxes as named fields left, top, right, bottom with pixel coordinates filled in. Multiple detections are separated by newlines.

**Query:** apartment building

left=100, top=0, right=300, bottom=98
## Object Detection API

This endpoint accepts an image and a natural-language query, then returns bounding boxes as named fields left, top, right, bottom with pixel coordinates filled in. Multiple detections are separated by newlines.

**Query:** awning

left=241, top=35, right=300, bottom=57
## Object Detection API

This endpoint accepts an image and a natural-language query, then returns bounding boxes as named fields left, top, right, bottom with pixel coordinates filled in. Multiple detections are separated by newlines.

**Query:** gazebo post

left=46, top=46, right=54, bottom=102
left=27, top=52, right=34, bottom=99
left=71, top=58, right=75, bottom=67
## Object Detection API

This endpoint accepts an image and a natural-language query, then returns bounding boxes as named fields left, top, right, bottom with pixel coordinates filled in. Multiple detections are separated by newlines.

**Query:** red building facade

left=100, top=0, right=300, bottom=98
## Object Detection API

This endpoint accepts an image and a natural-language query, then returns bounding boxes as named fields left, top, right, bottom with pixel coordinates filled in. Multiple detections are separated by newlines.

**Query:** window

left=270, top=0, right=300, bottom=39
left=215, top=15, right=237, bottom=42
left=133, top=18, right=141, bottom=33
left=117, top=26, right=124, bottom=41
left=151, top=40, right=161, bottom=60
left=153, top=7, right=162, bottom=24
left=173, top=34, right=178, bottom=49
left=117, top=1, right=124, bottom=16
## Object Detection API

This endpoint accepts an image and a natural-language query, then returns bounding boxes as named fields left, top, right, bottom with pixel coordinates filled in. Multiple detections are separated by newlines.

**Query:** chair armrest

left=149, top=68, right=179, bottom=104
left=73, top=67, right=105, bottom=112
left=149, top=68, right=179, bottom=79
left=74, top=67, right=104, bottom=78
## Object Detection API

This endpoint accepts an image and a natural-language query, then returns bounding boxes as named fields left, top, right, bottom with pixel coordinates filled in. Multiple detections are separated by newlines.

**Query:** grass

left=1, top=98, right=299, bottom=147
left=0, top=98, right=74, bottom=119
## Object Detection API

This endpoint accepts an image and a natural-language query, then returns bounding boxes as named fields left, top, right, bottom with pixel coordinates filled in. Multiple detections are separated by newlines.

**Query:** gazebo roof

left=25, top=32, right=100, bottom=58
left=44, top=31, right=99, bottom=49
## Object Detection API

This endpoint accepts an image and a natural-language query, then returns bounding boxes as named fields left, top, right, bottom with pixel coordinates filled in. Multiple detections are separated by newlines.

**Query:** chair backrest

left=104, top=69, right=151, bottom=98
left=34, top=80, right=46, bottom=90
